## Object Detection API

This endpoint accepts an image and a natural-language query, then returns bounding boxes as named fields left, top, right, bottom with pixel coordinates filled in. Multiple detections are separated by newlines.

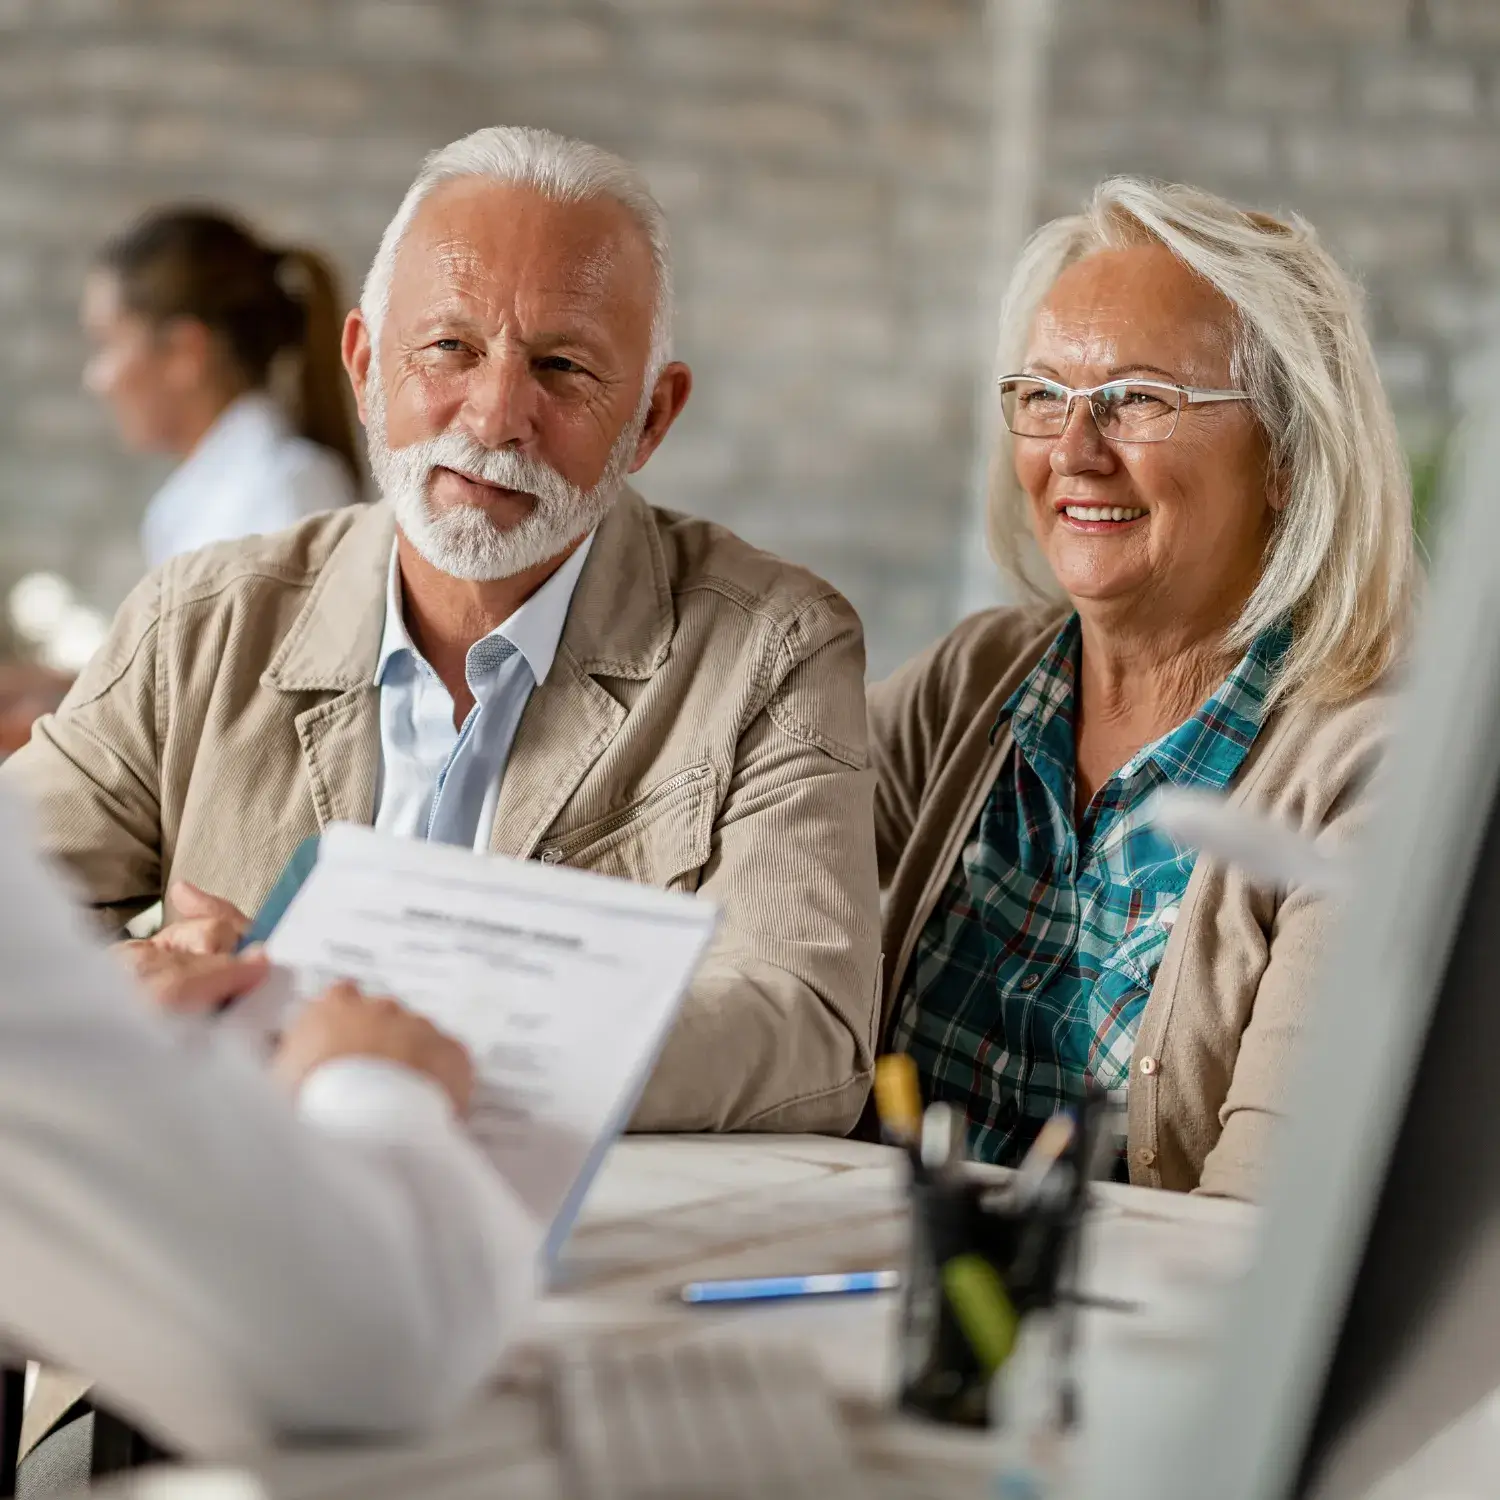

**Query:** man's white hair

left=361, top=124, right=673, bottom=383
left=989, top=176, right=1414, bottom=709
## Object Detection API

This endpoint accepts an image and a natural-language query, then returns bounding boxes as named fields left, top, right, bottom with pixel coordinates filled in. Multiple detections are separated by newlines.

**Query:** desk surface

left=91, top=1135, right=1257, bottom=1500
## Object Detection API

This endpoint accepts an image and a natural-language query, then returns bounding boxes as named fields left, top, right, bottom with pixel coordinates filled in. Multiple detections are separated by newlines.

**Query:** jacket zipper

left=538, top=764, right=711, bottom=863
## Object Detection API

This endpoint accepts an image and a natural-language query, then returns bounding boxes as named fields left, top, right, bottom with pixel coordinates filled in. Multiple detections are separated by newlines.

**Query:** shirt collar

left=994, top=615, right=1081, bottom=815
left=374, top=530, right=596, bottom=690
left=995, top=616, right=1077, bottom=748
left=1120, top=619, right=1290, bottom=790
left=993, top=613, right=1291, bottom=795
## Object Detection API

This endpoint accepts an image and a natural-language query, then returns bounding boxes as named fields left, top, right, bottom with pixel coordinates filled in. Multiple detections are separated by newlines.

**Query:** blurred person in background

left=870, top=179, right=1412, bottom=1201
left=83, top=207, right=362, bottom=569
left=0, top=213, right=364, bottom=761
left=6, top=126, right=880, bottom=1139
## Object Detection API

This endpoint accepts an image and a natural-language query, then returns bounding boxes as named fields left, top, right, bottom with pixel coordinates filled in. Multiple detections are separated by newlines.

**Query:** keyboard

left=552, top=1339, right=862, bottom=1499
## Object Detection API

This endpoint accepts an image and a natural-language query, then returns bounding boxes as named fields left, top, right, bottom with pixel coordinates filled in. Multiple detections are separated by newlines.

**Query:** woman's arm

left=867, top=636, right=954, bottom=889
left=1197, top=713, right=1387, bottom=1200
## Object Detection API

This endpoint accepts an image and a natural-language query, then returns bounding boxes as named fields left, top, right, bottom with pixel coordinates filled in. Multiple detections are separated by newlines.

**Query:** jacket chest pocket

left=537, top=762, right=717, bottom=893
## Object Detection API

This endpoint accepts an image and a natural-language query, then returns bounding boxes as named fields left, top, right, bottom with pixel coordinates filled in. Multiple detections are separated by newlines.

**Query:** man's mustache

left=428, top=465, right=540, bottom=502
left=401, top=434, right=575, bottom=508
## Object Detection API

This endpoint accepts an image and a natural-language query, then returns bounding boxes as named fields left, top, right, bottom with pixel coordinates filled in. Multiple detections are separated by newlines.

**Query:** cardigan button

left=1137, top=1147, right=1157, bottom=1167
left=1138, top=1055, right=1159, bottom=1077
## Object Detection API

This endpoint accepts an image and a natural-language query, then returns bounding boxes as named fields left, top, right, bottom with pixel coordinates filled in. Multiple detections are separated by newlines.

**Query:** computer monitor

left=1165, top=357, right=1500, bottom=1500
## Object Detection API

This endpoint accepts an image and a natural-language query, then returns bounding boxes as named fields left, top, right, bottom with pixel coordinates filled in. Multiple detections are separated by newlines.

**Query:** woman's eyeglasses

left=997, top=375, right=1251, bottom=444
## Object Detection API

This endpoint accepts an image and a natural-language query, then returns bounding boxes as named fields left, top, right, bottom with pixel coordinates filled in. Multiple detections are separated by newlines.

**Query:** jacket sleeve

left=0, top=571, right=168, bottom=926
left=1195, top=719, right=1385, bottom=1201
left=0, top=789, right=536, bottom=1453
left=631, top=592, right=882, bottom=1135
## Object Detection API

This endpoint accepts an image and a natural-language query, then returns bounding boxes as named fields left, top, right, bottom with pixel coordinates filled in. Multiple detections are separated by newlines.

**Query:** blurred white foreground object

left=1147, top=788, right=1347, bottom=896
left=0, top=787, right=540, bottom=1455
left=1162, top=337, right=1500, bottom=1500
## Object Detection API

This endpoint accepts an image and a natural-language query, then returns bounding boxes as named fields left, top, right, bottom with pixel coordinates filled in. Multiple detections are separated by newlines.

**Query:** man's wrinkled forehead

left=386, top=177, right=655, bottom=342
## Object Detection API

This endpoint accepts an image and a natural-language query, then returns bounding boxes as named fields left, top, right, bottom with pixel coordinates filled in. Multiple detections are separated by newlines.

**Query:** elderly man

left=4, top=126, right=879, bottom=1134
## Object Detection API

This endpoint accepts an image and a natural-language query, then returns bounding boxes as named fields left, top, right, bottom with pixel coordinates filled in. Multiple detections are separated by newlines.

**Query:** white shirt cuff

left=297, top=1057, right=455, bottom=1140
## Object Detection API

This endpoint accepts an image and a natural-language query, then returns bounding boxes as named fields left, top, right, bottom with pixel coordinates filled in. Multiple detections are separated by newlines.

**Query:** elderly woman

left=871, top=178, right=1412, bottom=1200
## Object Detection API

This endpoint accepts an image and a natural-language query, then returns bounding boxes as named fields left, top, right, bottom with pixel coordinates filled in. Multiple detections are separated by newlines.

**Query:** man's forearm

left=0, top=714, right=164, bottom=919
left=631, top=959, right=874, bottom=1134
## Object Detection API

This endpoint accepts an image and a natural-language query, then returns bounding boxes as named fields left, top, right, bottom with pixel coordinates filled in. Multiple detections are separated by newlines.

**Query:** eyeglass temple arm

left=1183, top=389, right=1251, bottom=404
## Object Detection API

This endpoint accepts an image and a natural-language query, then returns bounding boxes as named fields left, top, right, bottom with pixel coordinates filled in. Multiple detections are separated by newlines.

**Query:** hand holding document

left=257, top=824, right=719, bottom=1264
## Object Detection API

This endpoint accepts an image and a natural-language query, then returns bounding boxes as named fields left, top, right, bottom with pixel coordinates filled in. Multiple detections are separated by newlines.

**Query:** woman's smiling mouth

left=1056, top=501, right=1148, bottom=528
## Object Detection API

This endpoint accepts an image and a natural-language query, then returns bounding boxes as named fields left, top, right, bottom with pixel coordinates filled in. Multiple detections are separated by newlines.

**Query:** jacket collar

left=555, top=485, right=674, bottom=681
left=263, top=502, right=394, bottom=693
left=263, top=486, right=674, bottom=695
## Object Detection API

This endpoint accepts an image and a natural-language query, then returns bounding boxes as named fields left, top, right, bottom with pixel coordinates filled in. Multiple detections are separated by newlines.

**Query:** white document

left=262, top=823, right=719, bottom=1264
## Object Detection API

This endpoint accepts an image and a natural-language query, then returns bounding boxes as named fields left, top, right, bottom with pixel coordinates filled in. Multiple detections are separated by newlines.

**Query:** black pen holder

left=896, top=1172, right=1073, bottom=1428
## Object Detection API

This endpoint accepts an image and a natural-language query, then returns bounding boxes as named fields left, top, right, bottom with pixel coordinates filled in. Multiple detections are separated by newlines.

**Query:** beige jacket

left=869, top=606, right=1388, bottom=1201
left=4, top=492, right=881, bottom=1135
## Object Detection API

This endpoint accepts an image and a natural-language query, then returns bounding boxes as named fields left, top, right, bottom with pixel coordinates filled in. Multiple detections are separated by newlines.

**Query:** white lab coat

left=140, top=392, right=359, bottom=569
left=0, top=788, right=537, bottom=1456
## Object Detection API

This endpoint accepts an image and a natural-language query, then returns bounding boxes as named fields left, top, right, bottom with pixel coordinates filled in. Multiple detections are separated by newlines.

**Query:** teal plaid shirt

left=892, top=615, right=1288, bottom=1168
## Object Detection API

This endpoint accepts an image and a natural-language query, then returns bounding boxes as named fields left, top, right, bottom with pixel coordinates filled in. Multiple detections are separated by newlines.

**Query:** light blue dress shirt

left=371, top=533, right=595, bottom=851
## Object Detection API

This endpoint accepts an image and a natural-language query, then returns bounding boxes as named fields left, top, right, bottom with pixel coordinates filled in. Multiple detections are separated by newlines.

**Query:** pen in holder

left=896, top=1090, right=1107, bottom=1429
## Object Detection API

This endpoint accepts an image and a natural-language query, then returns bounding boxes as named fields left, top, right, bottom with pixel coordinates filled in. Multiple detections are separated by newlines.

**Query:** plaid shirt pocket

left=1086, top=919, right=1170, bottom=1094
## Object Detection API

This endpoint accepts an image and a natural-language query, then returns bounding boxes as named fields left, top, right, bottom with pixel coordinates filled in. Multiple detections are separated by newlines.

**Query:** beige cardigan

left=868, top=606, right=1389, bottom=1201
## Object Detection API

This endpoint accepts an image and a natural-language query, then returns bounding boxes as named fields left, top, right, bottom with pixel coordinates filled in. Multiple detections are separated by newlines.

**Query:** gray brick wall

left=2, top=0, right=1497, bottom=680
left=0, top=0, right=991, bottom=677
left=1032, top=0, right=1500, bottom=465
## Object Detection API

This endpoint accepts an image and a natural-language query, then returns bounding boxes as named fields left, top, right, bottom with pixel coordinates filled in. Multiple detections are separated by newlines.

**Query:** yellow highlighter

left=873, top=1054, right=924, bottom=1149
left=942, top=1252, right=1020, bottom=1376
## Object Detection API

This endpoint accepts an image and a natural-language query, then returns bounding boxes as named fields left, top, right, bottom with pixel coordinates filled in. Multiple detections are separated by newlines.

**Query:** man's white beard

left=365, top=366, right=644, bottom=582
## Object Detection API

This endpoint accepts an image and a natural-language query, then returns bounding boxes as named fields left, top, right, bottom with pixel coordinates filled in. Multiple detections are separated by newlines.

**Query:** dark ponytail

left=97, top=207, right=360, bottom=483
left=269, top=245, right=360, bottom=481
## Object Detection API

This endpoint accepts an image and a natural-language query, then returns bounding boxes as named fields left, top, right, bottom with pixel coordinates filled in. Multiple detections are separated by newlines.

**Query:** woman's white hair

left=989, top=176, right=1414, bottom=708
left=361, top=124, right=673, bottom=384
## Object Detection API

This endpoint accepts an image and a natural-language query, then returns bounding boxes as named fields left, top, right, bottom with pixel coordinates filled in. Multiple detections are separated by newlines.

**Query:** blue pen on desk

left=678, top=1270, right=900, bottom=1306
